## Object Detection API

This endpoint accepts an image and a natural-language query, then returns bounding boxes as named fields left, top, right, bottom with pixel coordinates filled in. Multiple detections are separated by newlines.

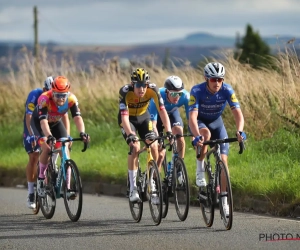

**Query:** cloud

left=0, top=0, right=299, bottom=44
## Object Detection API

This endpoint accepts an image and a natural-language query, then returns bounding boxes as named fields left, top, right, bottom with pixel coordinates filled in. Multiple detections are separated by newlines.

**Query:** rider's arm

left=69, top=95, right=86, bottom=134
left=159, top=109, right=172, bottom=132
left=73, top=116, right=85, bottom=134
left=189, top=111, right=200, bottom=137
left=40, top=119, right=52, bottom=137
left=121, top=115, right=134, bottom=136
left=119, top=85, right=135, bottom=136
left=25, top=114, right=33, bottom=136
left=62, top=112, right=70, bottom=135
left=231, top=108, right=244, bottom=132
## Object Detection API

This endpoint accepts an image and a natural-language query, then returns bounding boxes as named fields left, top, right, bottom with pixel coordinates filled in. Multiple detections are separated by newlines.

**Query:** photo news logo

left=259, top=233, right=300, bottom=242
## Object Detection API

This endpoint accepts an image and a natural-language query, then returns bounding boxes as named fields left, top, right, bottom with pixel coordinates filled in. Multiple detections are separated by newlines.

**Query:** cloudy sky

left=1, top=0, right=299, bottom=45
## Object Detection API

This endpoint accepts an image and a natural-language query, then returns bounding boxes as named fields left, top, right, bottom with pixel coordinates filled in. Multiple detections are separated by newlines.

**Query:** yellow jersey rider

left=118, top=68, right=173, bottom=204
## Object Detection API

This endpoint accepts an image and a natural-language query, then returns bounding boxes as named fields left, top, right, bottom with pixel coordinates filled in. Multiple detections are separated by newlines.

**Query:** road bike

left=38, top=137, right=88, bottom=222
left=160, top=133, right=190, bottom=221
left=127, top=135, right=168, bottom=226
left=198, top=137, right=245, bottom=230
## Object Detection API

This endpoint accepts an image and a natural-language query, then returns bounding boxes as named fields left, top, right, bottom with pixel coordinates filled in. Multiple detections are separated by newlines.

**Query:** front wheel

left=200, top=162, right=215, bottom=227
left=161, top=155, right=169, bottom=219
left=173, top=157, right=190, bottom=221
left=39, top=165, right=56, bottom=219
left=218, top=161, right=233, bottom=230
left=63, top=159, right=83, bottom=222
left=148, top=160, right=163, bottom=226
left=128, top=169, right=143, bottom=222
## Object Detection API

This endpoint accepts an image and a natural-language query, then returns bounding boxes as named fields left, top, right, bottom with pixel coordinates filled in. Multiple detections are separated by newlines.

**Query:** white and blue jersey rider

left=149, top=75, right=190, bottom=169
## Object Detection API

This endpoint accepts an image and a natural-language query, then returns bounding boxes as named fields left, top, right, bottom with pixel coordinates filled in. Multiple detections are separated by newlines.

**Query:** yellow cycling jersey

left=119, top=83, right=165, bottom=116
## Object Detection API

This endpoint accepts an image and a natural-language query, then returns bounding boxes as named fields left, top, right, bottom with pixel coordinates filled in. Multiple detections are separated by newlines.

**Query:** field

left=0, top=46, right=300, bottom=216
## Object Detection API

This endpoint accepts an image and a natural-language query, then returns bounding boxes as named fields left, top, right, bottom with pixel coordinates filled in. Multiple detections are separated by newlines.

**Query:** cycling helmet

left=164, top=75, right=184, bottom=91
left=131, top=68, right=150, bottom=83
left=51, top=76, right=70, bottom=92
left=204, top=62, right=225, bottom=78
left=44, top=76, right=54, bottom=91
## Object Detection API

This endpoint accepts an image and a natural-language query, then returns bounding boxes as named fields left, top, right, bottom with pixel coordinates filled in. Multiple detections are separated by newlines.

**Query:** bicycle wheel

left=39, top=165, right=56, bottom=219
left=173, top=157, right=190, bottom=221
left=148, top=160, right=163, bottom=225
left=161, top=155, right=169, bottom=219
left=62, top=159, right=83, bottom=222
left=200, top=162, right=215, bottom=227
left=128, top=169, right=143, bottom=222
left=32, top=184, right=40, bottom=215
left=218, top=160, right=233, bottom=230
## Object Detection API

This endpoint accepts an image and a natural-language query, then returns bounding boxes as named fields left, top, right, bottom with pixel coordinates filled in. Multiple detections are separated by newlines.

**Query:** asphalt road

left=0, top=187, right=300, bottom=250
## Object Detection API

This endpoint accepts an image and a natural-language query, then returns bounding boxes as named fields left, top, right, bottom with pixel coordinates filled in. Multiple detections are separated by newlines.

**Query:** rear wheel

left=173, top=157, right=190, bottom=221
left=63, top=159, right=83, bottom=222
left=200, top=161, right=215, bottom=227
left=161, top=155, right=169, bottom=219
left=148, top=160, right=163, bottom=225
left=218, top=161, right=233, bottom=230
left=128, top=168, right=143, bottom=222
left=39, top=165, right=56, bottom=219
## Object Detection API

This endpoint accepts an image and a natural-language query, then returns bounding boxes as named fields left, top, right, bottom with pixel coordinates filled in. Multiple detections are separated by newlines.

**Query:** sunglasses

left=53, top=92, right=69, bottom=99
left=169, top=91, right=183, bottom=97
left=134, top=82, right=148, bottom=88
left=209, top=78, right=224, bottom=83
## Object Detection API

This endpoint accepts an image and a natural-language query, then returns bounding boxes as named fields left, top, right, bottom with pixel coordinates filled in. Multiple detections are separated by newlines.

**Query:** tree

left=235, top=24, right=274, bottom=69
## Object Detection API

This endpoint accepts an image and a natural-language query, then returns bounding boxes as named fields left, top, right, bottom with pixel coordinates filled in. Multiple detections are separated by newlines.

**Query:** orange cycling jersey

left=36, top=90, right=81, bottom=125
left=119, top=83, right=165, bottom=116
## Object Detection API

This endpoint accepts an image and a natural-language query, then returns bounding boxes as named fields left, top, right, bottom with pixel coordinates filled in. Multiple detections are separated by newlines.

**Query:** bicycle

left=38, top=137, right=88, bottom=222
left=160, top=133, right=190, bottom=221
left=198, top=137, right=245, bottom=230
left=127, top=135, right=168, bottom=226
left=32, top=183, right=40, bottom=215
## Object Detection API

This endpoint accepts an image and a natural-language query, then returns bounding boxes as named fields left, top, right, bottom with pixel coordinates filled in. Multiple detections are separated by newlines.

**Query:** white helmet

left=204, top=62, right=225, bottom=78
left=44, top=76, right=54, bottom=91
left=164, top=75, right=184, bottom=91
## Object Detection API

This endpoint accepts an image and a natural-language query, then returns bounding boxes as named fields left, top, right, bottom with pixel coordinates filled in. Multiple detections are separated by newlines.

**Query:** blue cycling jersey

left=23, top=88, right=43, bottom=133
left=149, top=87, right=190, bottom=121
left=188, top=82, right=240, bottom=121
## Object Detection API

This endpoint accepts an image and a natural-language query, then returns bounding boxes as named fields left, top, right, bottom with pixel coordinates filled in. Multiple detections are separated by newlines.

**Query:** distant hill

left=0, top=32, right=298, bottom=72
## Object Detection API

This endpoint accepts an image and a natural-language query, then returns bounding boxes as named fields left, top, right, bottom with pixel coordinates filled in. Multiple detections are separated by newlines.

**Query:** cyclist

left=149, top=75, right=190, bottom=170
left=189, top=62, right=246, bottom=215
left=118, top=68, right=173, bottom=204
left=30, top=76, right=90, bottom=199
left=23, top=76, right=70, bottom=209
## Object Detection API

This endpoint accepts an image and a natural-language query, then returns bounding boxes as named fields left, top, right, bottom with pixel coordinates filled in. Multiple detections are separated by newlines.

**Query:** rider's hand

left=126, top=133, right=138, bottom=145
left=237, top=131, right=246, bottom=142
left=192, top=135, right=203, bottom=147
left=46, top=135, right=56, bottom=146
left=166, top=131, right=174, bottom=145
left=68, top=135, right=73, bottom=148
left=80, top=132, right=90, bottom=143
left=29, top=135, right=36, bottom=148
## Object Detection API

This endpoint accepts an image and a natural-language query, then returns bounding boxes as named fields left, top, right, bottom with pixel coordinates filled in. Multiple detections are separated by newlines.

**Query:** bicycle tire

left=161, top=155, right=169, bottom=219
left=39, top=165, right=56, bottom=219
left=148, top=160, right=163, bottom=225
left=218, top=160, right=233, bottom=230
left=62, top=159, right=83, bottom=222
left=128, top=169, right=143, bottom=222
left=200, top=162, right=215, bottom=227
left=32, top=185, right=40, bottom=215
left=173, top=157, right=190, bottom=221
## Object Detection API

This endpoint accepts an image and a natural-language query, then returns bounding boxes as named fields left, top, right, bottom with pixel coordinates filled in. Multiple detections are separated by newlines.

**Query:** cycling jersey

left=23, top=88, right=43, bottom=153
left=118, top=83, right=165, bottom=117
left=149, top=87, right=190, bottom=122
left=33, top=90, right=81, bottom=126
left=189, top=82, right=240, bottom=121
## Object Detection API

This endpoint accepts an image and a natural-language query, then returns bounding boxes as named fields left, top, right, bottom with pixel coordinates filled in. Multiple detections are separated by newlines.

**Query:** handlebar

left=49, top=137, right=89, bottom=153
left=196, top=137, right=245, bottom=158
left=128, top=134, right=171, bottom=155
